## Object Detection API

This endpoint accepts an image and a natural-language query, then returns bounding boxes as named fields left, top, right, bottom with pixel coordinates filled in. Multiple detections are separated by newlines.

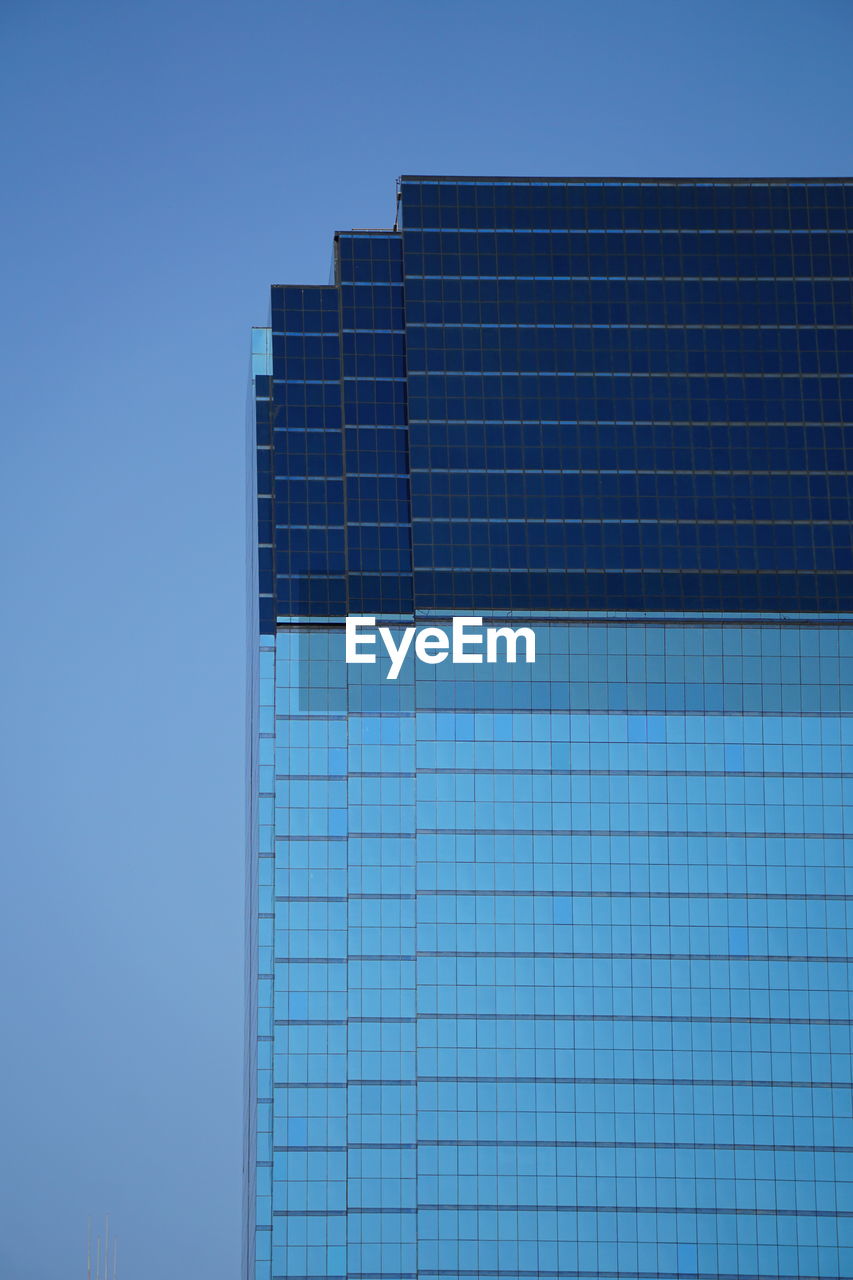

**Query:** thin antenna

left=104, top=1217, right=110, bottom=1280
left=113, top=1238, right=117, bottom=1280
left=95, top=1236, right=101, bottom=1280
left=87, top=1220, right=92, bottom=1280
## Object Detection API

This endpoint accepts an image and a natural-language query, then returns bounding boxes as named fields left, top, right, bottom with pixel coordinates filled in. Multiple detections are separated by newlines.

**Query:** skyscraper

left=247, top=177, right=853, bottom=1280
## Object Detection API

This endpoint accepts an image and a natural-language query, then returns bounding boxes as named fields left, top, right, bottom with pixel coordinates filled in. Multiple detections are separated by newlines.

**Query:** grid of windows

left=264, top=284, right=344, bottom=621
left=256, top=177, right=853, bottom=624
left=247, top=176, right=853, bottom=1280
left=400, top=178, right=853, bottom=613
left=247, top=623, right=853, bottom=1280
left=256, top=176, right=850, bottom=624
left=337, top=232, right=413, bottom=614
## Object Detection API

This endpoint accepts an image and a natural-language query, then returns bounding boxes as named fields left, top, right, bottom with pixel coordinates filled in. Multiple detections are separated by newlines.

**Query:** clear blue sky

left=0, top=1, right=850, bottom=1276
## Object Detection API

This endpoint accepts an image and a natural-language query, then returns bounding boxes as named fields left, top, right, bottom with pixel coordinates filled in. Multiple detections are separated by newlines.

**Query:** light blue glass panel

left=254, top=621, right=853, bottom=1280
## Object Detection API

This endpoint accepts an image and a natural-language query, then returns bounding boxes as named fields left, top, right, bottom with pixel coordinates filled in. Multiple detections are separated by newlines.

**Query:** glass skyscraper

left=246, top=177, right=853, bottom=1280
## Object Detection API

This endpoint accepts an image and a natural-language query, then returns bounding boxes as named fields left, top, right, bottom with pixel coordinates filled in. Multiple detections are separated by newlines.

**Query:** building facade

left=247, top=178, right=853, bottom=1280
